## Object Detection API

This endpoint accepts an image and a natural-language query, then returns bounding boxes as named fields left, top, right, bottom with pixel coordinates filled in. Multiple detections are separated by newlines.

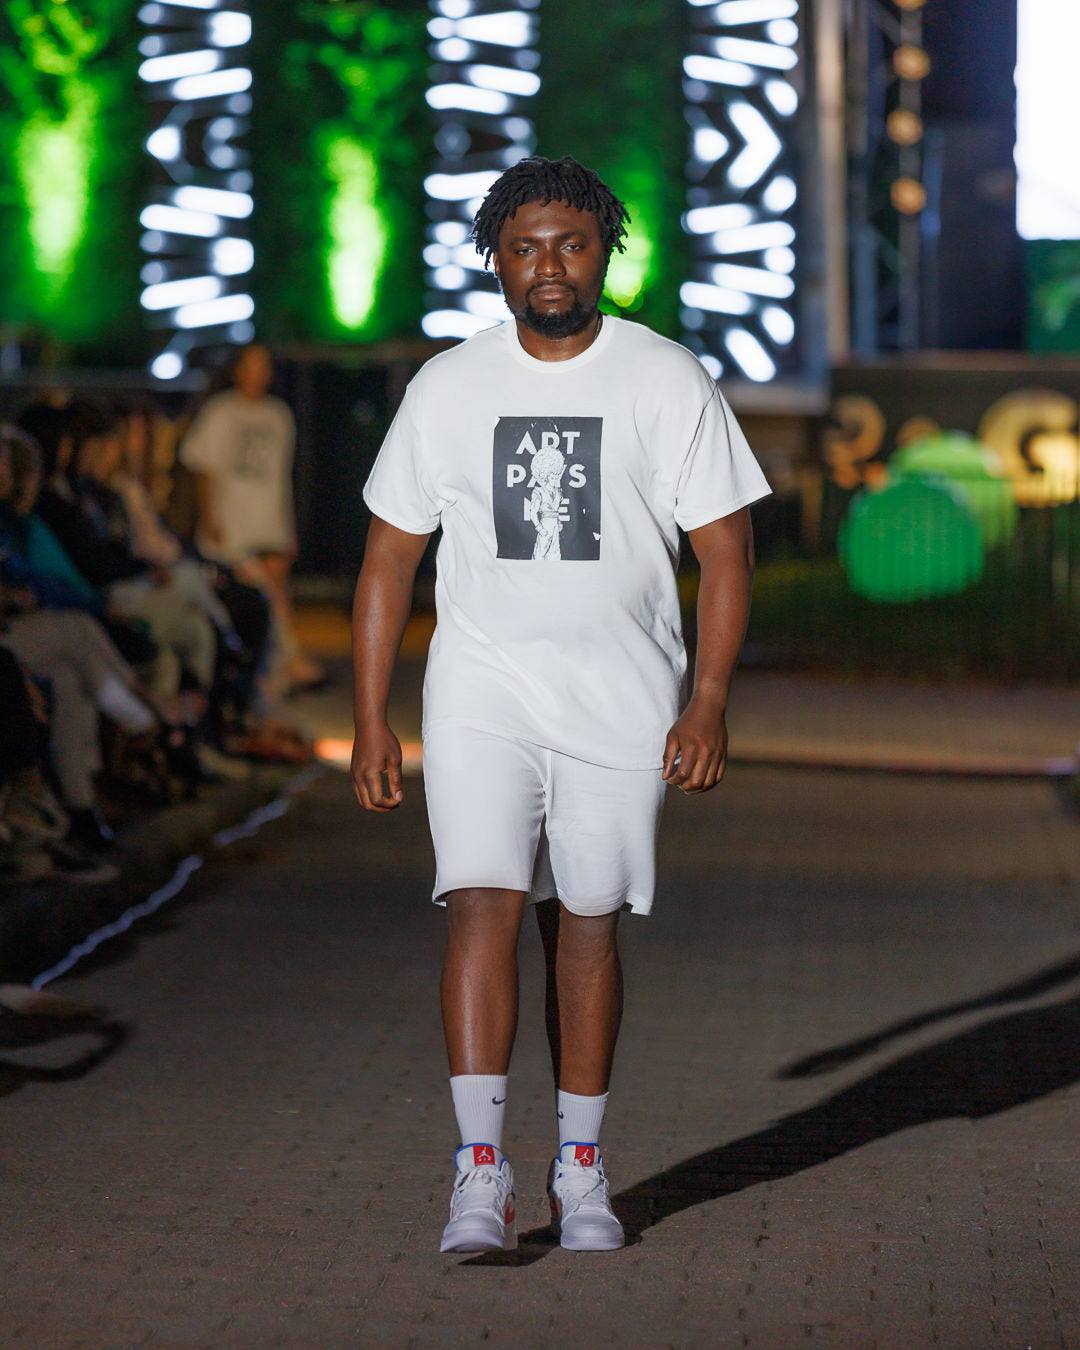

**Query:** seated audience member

left=0, top=424, right=101, bottom=604
left=16, top=401, right=217, bottom=699
left=0, top=420, right=157, bottom=668
left=0, top=425, right=204, bottom=846
left=110, top=397, right=293, bottom=754
left=0, top=645, right=117, bottom=885
left=93, top=399, right=239, bottom=642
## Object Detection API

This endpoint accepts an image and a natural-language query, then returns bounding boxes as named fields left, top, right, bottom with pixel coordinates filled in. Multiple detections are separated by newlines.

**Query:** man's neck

left=514, top=311, right=603, bottom=363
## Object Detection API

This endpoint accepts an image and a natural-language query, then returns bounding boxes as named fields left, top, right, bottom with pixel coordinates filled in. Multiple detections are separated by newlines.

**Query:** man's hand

left=662, top=693, right=728, bottom=794
left=352, top=721, right=405, bottom=811
left=350, top=515, right=430, bottom=815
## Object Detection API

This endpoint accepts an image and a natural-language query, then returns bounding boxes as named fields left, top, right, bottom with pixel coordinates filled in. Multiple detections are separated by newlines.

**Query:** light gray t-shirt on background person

left=363, top=316, right=771, bottom=770
left=180, top=390, right=297, bottom=562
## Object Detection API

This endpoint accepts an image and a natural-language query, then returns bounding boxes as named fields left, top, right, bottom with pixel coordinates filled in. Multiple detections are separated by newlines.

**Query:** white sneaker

left=548, top=1143, right=625, bottom=1251
left=440, top=1144, right=516, bottom=1253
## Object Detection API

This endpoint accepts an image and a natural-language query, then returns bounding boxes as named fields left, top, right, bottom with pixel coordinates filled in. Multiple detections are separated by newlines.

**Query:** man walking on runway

left=352, top=156, right=769, bottom=1253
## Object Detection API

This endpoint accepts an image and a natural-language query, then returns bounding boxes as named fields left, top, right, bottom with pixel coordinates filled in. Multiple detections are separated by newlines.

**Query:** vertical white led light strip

left=138, top=0, right=255, bottom=380
left=681, top=0, right=802, bottom=381
left=422, top=0, right=540, bottom=339
left=1015, top=0, right=1080, bottom=240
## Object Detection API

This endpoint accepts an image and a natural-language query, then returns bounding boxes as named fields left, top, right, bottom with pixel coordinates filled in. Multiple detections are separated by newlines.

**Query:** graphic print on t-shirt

left=233, top=422, right=275, bottom=479
left=492, top=416, right=602, bottom=561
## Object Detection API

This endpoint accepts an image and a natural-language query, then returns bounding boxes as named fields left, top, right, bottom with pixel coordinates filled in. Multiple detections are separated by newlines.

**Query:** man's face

left=234, top=344, right=273, bottom=398
left=493, top=198, right=607, bottom=339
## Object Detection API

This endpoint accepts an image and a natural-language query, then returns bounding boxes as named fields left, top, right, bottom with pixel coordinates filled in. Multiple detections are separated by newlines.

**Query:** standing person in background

left=178, top=343, right=325, bottom=695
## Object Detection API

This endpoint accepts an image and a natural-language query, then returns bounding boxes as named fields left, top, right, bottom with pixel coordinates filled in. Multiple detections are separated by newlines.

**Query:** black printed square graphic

left=492, top=416, right=602, bottom=561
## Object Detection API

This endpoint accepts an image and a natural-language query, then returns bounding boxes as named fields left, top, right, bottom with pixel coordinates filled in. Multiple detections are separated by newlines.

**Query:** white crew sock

left=557, top=1089, right=608, bottom=1147
left=97, top=676, right=155, bottom=735
left=450, top=1074, right=507, bottom=1151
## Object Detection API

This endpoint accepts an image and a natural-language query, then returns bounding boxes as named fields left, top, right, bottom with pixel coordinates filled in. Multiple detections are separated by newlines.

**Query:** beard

left=518, top=290, right=598, bottom=339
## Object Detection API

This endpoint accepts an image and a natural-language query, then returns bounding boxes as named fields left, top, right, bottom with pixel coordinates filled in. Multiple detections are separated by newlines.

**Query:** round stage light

left=894, top=45, right=931, bottom=79
left=887, top=109, right=924, bottom=146
left=891, top=177, right=927, bottom=213
left=839, top=478, right=985, bottom=603
left=890, top=431, right=1019, bottom=549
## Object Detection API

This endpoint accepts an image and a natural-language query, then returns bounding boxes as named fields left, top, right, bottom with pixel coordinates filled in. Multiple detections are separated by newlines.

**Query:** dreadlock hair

left=472, top=155, right=629, bottom=265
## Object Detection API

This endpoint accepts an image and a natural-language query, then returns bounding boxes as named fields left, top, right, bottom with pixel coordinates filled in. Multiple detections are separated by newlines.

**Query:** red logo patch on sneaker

left=574, top=1145, right=596, bottom=1166
left=473, top=1145, right=496, bottom=1166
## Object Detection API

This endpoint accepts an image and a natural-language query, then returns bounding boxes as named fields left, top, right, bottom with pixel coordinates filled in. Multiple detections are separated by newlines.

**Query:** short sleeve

left=362, top=380, right=443, bottom=535
left=673, top=382, right=772, bottom=531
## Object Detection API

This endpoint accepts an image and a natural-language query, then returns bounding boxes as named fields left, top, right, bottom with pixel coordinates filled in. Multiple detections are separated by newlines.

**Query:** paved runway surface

left=5, top=758, right=1080, bottom=1348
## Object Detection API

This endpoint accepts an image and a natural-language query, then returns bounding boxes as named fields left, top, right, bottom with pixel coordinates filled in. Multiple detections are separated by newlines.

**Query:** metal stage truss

left=845, top=0, right=937, bottom=354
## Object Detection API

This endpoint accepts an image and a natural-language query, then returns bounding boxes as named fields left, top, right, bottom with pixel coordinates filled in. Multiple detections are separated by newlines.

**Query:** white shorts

left=422, top=723, right=667, bottom=917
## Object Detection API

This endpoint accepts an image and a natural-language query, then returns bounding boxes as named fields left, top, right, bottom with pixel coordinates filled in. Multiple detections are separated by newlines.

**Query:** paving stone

left=4, top=745, right=1080, bottom=1347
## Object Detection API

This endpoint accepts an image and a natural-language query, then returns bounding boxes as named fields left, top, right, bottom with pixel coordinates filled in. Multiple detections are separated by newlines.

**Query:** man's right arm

left=351, top=515, right=431, bottom=812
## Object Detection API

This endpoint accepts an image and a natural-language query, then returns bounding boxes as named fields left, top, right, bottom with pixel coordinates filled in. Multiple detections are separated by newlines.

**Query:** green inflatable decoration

left=889, top=431, right=1018, bottom=549
left=839, top=478, right=985, bottom=603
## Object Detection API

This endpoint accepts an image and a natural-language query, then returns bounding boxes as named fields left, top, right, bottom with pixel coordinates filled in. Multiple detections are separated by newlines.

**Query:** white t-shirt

left=179, top=390, right=297, bottom=561
left=363, top=316, right=771, bottom=770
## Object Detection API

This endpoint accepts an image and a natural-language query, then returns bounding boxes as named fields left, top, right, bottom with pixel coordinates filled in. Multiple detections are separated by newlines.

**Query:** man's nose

left=535, top=246, right=565, bottom=276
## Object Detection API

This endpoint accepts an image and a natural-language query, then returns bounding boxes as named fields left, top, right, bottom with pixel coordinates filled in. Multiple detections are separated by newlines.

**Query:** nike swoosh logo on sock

left=492, top=1096, right=506, bottom=1105
left=557, top=1111, right=564, bottom=1119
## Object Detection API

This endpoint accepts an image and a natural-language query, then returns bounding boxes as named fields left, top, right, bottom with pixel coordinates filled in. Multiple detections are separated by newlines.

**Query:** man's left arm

left=662, top=506, right=754, bottom=794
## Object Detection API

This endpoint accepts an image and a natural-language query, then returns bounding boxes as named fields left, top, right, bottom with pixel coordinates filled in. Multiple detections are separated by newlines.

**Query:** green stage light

left=839, top=477, right=985, bottom=603
left=604, top=206, right=654, bottom=311
left=253, top=3, right=428, bottom=344
left=889, top=431, right=1019, bottom=549
left=1, top=0, right=140, bottom=352
left=535, top=0, right=687, bottom=340
left=324, top=134, right=386, bottom=332
left=13, top=86, right=97, bottom=303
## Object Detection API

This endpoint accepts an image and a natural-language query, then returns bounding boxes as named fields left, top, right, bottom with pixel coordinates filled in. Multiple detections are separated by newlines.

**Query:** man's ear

left=492, top=253, right=501, bottom=279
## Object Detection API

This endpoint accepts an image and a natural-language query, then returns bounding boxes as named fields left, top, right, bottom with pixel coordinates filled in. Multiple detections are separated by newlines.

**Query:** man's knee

left=444, top=888, right=526, bottom=944
left=557, top=904, right=621, bottom=960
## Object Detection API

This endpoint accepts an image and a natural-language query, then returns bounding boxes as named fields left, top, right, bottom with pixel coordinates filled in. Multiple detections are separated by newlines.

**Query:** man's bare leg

left=442, top=887, right=528, bottom=1075
left=439, top=887, right=525, bottom=1252
left=256, top=550, right=324, bottom=689
left=536, top=899, right=623, bottom=1095
left=538, top=899, right=626, bottom=1250
left=536, top=898, right=562, bottom=1085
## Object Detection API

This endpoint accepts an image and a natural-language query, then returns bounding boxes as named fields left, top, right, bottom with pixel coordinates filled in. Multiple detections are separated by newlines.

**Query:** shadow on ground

left=0, top=988, right=128, bottom=1098
left=465, top=956, right=1080, bottom=1267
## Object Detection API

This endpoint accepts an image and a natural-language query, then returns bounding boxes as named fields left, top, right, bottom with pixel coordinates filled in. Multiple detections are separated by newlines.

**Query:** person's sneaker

left=439, top=1144, right=516, bottom=1253
left=547, top=1143, right=625, bottom=1251
left=2, top=785, right=69, bottom=844
left=45, top=841, right=120, bottom=886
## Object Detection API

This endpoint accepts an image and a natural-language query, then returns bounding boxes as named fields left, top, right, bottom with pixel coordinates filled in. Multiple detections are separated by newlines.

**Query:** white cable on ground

left=30, top=764, right=325, bottom=990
